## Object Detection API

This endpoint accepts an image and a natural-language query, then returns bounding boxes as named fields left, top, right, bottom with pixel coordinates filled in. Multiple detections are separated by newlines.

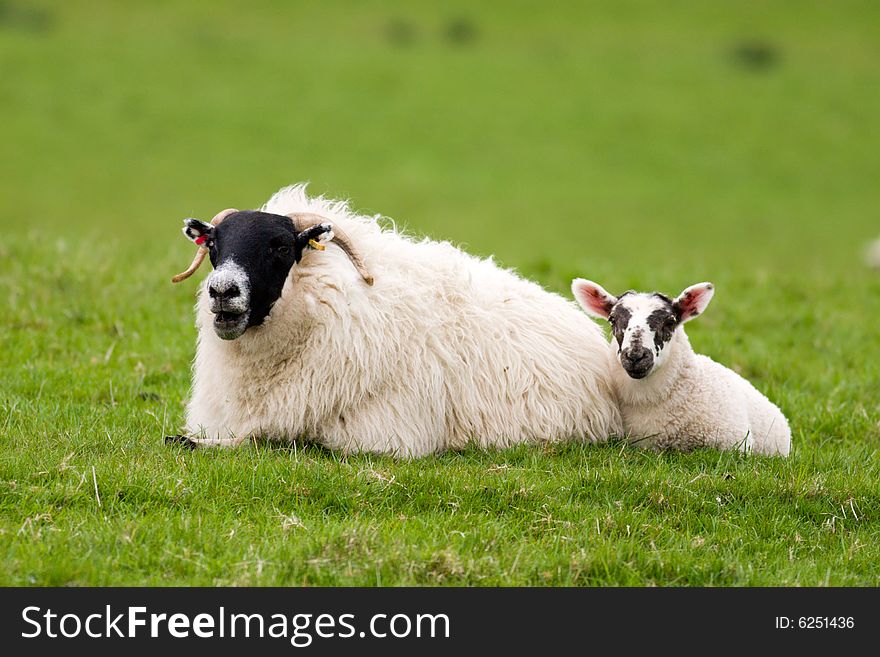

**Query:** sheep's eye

left=206, top=239, right=215, bottom=249
left=274, top=245, right=290, bottom=256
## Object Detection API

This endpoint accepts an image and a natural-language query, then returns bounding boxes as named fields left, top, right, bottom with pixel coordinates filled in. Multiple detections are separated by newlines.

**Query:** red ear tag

left=194, top=235, right=208, bottom=246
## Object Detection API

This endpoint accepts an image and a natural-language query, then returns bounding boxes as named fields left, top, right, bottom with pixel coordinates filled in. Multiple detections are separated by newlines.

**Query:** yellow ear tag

left=308, top=239, right=326, bottom=251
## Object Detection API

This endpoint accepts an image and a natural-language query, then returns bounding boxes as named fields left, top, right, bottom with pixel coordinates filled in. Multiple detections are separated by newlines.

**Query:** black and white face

left=572, top=279, right=715, bottom=380
left=182, top=211, right=328, bottom=341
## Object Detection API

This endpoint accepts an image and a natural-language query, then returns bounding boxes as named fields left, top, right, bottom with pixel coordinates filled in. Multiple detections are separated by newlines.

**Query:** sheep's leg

left=165, top=434, right=248, bottom=450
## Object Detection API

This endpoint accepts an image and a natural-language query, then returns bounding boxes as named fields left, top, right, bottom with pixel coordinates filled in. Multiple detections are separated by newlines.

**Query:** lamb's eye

left=274, top=245, right=290, bottom=255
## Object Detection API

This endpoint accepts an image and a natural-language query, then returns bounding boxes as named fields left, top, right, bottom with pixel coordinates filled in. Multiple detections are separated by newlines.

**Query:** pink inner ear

left=678, top=286, right=711, bottom=319
left=575, top=283, right=614, bottom=317
left=679, top=291, right=698, bottom=315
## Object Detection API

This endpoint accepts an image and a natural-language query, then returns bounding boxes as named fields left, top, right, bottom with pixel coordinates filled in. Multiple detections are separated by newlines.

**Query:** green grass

left=1, top=0, right=878, bottom=585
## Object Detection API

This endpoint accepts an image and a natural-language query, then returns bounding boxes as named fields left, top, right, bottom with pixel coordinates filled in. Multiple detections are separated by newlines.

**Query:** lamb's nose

left=623, top=348, right=652, bottom=368
left=209, top=282, right=241, bottom=301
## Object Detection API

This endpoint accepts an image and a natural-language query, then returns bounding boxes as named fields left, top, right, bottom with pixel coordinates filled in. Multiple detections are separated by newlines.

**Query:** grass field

left=1, top=0, right=879, bottom=585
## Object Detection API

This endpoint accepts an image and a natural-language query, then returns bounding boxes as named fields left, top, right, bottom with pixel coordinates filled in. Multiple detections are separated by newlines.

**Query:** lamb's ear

left=572, top=278, right=617, bottom=319
left=673, top=282, right=715, bottom=323
left=182, top=218, right=214, bottom=247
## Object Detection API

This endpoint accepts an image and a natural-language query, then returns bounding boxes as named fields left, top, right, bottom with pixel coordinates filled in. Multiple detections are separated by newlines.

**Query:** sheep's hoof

left=165, top=435, right=197, bottom=450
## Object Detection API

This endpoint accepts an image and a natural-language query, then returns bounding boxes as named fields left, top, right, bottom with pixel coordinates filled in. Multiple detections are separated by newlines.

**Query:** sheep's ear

left=293, top=222, right=334, bottom=261
left=182, top=219, right=214, bottom=246
left=572, top=278, right=617, bottom=319
left=294, top=222, right=334, bottom=249
left=673, top=282, right=715, bottom=323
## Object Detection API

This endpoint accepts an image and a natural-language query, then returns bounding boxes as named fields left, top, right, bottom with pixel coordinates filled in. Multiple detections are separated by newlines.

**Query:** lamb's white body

left=609, top=331, right=791, bottom=455
left=185, top=185, right=622, bottom=456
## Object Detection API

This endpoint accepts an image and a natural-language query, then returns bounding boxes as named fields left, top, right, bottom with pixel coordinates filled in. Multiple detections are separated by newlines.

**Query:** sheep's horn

left=171, top=208, right=238, bottom=283
left=287, top=212, right=375, bottom=286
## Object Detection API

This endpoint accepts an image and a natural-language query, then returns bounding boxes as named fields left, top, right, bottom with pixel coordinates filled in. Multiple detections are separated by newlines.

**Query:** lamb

left=166, top=184, right=622, bottom=457
left=571, top=278, right=791, bottom=456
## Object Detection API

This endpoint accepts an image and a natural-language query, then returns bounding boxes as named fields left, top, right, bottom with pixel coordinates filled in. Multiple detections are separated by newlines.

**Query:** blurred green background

left=2, top=0, right=877, bottom=269
left=1, top=1, right=878, bottom=585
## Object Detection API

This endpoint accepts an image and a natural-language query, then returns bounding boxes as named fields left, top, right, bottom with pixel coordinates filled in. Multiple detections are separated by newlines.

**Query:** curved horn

left=287, top=212, right=375, bottom=286
left=171, top=208, right=238, bottom=283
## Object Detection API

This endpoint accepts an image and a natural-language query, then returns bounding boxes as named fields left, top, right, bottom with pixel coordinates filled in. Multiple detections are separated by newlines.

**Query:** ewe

left=572, top=279, right=791, bottom=456
left=166, top=184, right=621, bottom=456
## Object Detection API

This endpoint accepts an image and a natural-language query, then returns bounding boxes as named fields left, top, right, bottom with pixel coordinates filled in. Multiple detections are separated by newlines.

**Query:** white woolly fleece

left=184, top=184, right=623, bottom=457
left=609, top=330, right=791, bottom=456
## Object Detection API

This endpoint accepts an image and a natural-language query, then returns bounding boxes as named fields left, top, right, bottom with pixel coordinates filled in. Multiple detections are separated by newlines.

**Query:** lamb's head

left=572, top=279, right=714, bottom=380
left=172, top=209, right=373, bottom=341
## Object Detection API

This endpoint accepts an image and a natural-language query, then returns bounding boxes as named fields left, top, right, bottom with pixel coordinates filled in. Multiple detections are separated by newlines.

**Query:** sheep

left=865, top=238, right=880, bottom=269
left=571, top=278, right=791, bottom=456
left=166, top=184, right=622, bottom=457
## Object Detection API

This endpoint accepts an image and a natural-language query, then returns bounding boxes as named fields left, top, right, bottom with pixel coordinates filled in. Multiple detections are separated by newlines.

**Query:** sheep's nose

left=622, top=347, right=650, bottom=364
left=621, top=347, right=653, bottom=377
left=209, top=282, right=241, bottom=301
